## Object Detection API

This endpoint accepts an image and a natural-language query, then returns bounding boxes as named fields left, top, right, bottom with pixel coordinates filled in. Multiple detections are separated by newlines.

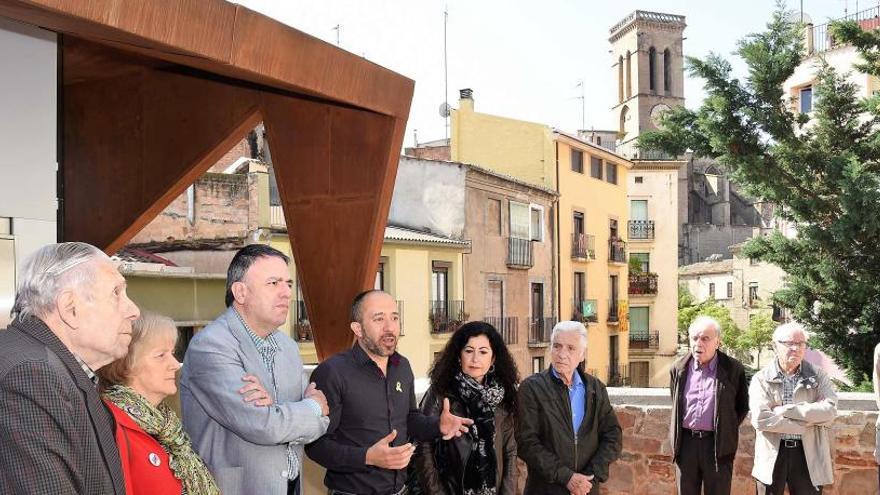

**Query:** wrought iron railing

left=429, top=300, right=467, bottom=334
left=607, top=364, right=630, bottom=387
left=628, top=220, right=655, bottom=240
left=809, top=6, right=880, bottom=55
left=629, top=330, right=660, bottom=350
left=572, top=299, right=599, bottom=323
left=609, top=238, right=627, bottom=263
left=484, top=316, right=519, bottom=345
left=507, top=237, right=534, bottom=268
left=528, top=317, right=558, bottom=345
left=629, top=273, right=659, bottom=296
left=571, top=233, right=597, bottom=260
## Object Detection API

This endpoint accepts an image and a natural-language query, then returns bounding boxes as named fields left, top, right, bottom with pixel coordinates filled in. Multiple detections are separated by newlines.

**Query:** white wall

left=388, top=156, right=466, bottom=239
left=0, top=16, right=58, bottom=299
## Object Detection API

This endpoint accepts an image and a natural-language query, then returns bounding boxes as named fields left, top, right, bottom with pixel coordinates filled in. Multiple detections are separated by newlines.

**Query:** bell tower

left=609, top=11, right=686, bottom=158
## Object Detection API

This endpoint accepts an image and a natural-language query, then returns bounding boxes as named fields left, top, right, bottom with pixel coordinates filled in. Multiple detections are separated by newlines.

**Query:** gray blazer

left=180, top=308, right=329, bottom=495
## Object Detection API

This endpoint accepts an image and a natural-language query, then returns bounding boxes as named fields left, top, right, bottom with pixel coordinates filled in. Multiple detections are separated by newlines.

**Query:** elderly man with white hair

left=516, top=321, right=621, bottom=495
left=668, top=315, right=748, bottom=495
left=751, top=322, right=837, bottom=494
left=0, top=242, right=140, bottom=494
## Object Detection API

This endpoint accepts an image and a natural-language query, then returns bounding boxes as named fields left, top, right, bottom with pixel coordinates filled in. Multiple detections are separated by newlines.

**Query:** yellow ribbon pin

left=395, top=381, right=402, bottom=393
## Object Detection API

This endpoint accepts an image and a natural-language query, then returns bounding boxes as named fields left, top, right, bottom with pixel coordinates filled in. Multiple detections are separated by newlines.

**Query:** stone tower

left=608, top=11, right=686, bottom=158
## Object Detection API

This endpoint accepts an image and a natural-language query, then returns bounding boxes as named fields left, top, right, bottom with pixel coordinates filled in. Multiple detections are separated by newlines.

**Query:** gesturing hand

left=439, top=397, right=474, bottom=440
left=304, top=382, right=329, bottom=416
left=365, top=429, right=415, bottom=470
left=566, top=473, right=594, bottom=495
left=239, top=374, right=273, bottom=407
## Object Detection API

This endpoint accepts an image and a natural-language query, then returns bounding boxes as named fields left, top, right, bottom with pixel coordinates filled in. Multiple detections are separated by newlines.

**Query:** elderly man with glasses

left=750, top=322, right=837, bottom=495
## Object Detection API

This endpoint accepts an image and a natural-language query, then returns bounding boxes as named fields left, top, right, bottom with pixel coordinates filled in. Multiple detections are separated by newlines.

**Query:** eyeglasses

left=776, top=340, right=807, bottom=350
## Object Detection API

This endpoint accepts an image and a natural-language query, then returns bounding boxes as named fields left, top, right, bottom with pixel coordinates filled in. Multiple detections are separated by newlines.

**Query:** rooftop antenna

left=575, top=80, right=585, bottom=131
left=332, top=24, right=341, bottom=46
left=443, top=6, right=449, bottom=140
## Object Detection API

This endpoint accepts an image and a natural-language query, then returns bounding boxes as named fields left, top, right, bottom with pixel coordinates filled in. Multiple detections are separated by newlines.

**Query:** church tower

left=609, top=11, right=686, bottom=158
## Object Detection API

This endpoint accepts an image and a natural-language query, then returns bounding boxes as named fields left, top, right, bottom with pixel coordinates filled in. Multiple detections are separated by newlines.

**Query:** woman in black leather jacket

left=413, top=321, right=520, bottom=495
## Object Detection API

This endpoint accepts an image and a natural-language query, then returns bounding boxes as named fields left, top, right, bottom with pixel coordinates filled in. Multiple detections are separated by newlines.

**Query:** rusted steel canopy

left=0, top=0, right=412, bottom=360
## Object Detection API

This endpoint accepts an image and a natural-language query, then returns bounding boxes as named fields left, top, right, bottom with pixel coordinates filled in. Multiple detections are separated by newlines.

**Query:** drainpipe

left=555, top=140, right=561, bottom=321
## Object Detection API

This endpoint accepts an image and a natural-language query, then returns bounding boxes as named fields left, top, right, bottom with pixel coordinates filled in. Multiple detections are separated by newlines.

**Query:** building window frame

left=571, top=148, right=584, bottom=173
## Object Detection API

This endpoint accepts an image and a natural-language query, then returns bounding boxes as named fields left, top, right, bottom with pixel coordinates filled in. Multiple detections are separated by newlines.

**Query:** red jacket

left=106, top=400, right=183, bottom=495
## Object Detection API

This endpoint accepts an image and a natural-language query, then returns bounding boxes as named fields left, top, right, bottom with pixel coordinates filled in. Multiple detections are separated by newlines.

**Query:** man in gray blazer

left=180, top=244, right=329, bottom=495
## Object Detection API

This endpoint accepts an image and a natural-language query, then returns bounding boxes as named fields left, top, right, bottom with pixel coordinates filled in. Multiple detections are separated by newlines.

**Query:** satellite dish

left=439, top=102, right=452, bottom=118
left=785, top=10, right=813, bottom=25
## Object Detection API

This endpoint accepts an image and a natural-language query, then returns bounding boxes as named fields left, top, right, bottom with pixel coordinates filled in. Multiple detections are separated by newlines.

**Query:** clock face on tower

left=650, top=103, right=672, bottom=126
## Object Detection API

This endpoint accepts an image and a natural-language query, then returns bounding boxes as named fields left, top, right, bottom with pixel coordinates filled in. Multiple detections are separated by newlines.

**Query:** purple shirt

left=681, top=354, right=718, bottom=431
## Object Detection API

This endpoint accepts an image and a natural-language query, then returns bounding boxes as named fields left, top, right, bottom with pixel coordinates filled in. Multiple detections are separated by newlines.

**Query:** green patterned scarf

left=104, top=385, right=220, bottom=495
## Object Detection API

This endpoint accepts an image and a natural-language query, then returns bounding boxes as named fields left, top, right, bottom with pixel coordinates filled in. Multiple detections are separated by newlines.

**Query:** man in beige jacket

left=750, top=322, right=837, bottom=494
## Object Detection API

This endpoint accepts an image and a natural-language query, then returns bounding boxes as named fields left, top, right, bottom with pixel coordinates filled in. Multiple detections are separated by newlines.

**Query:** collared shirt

left=681, top=354, right=718, bottom=431
left=775, top=359, right=803, bottom=440
left=305, top=342, right=440, bottom=495
left=234, top=309, right=321, bottom=481
left=74, top=354, right=99, bottom=387
left=552, top=366, right=586, bottom=433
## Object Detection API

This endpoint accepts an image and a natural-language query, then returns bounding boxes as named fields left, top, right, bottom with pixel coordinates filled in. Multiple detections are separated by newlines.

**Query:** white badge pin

left=396, top=381, right=402, bottom=393
left=149, top=452, right=161, bottom=467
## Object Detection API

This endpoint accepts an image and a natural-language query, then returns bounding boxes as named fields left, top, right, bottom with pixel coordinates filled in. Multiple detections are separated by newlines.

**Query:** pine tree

left=640, top=10, right=880, bottom=380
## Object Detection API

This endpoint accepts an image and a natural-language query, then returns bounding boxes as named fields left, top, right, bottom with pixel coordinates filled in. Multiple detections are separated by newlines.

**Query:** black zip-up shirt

left=305, top=343, right=440, bottom=494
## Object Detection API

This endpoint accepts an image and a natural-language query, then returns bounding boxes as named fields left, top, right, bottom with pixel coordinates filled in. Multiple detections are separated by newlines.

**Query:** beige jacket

left=873, top=343, right=880, bottom=463
left=750, top=359, right=837, bottom=487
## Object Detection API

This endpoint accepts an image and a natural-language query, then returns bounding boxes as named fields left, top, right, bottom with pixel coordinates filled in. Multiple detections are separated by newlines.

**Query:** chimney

left=459, top=88, right=474, bottom=112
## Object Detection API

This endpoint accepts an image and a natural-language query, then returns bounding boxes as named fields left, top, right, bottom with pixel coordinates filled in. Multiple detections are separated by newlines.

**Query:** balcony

left=609, top=238, right=627, bottom=263
left=484, top=316, right=519, bottom=345
left=429, top=300, right=467, bottom=334
left=629, top=330, right=660, bottom=350
left=607, top=364, right=630, bottom=387
left=572, top=299, right=599, bottom=323
left=608, top=299, right=620, bottom=323
left=571, top=233, right=597, bottom=260
left=528, top=317, right=558, bottom=346
left=506, top=237, right=534, bottom=269
left=269, top=205, right=286, bottom=228
left=628, top=220, right=655, bottom=241
left=292, top=300, right=312, bottom=342
left=629, top=273, right=658, bottom=296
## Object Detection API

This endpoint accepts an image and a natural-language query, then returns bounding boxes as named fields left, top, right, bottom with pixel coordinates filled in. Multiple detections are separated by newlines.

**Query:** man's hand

left=439, top=398, right=474, bottom=440
left=304, top=381, right=329, bottom=416
left=566, top=473, right=594, bottom=495
left=365, top=429, right=415, bottom=470
left=239, top=374, right=273, bottom=407
left=772, top=404, right=794, bottom=416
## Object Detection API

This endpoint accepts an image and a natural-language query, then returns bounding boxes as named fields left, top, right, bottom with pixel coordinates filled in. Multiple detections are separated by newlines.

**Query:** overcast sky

left=235, top=0, right=866, bottom=146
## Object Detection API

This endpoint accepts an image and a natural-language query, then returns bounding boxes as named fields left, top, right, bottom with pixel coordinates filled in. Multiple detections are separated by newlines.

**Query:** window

left=530, top=205, right=543, bottom=241
left=431, top=262, right=449, bottom=304
left=626, top=51, right=632, bottom=98
left=571, top=149, right=584, bottom=173
left=726, top=281, right=733, bottom=299
left=648, top=46, right=657, bottom=91
left=631, top=253, right=650, bottom=273
left=486, top=280, right=503, bottom=319
left=375, top=258, right=387, bottom=291
left=487, top=198, right=501, bottom=235
left=629, top=307, right=650, bottom=337
left=573, top=211, right=585, bottom=236
left=749, top=282, right=759, bottom=306
left=630, top=199, right=648, bottom=221
left=574, top=272, right=586, bottom=303
left=509, top=201, right=530, bottom=240
left=606, top=162, right=618, bottom=185
left=532, top=356, right=545, bottom=374
left=800, top=86, right=813, bottom=113
left=634, top=176, right=643, bottom=184
left=609, top=218, right=619, bottom=239
left=663, top=48, right=672, bottom=91
left=709, top=283, right=716, bottom=298
left=590, top=156, right=603, bottom=179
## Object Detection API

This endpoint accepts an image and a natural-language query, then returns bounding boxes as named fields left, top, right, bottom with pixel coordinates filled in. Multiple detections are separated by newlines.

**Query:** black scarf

left=449, top=371, right=505, bottom=495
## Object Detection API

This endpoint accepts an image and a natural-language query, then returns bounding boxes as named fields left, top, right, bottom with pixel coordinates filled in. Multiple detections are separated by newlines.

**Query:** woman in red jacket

left=99, top=312, right=219, bottom=495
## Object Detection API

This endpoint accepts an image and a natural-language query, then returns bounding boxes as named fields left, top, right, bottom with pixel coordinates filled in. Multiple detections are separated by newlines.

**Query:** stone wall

left=608, top=405, right=878, bottom=494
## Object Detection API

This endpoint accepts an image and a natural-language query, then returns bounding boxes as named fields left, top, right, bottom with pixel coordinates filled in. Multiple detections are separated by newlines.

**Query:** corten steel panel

left=61, top=38, right=411, bottom=360
left=0, top=0, right=412, bottom=117
left=262, top=95, right=398, bottom=360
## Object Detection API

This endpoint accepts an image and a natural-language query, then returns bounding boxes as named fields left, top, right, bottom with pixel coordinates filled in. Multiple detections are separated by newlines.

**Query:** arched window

left=625, top=51, right=632, bottom=99
left=664, top=48, right=671, bottom=91
left=619, top=105, right=629, bottom=137
left=648, top=47, right=657, bottom=92
left=618, top=55, right=624, bottom=103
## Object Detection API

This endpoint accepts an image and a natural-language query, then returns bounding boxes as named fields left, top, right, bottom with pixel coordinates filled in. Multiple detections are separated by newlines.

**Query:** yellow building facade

left=449, top=90, right=632, bottom=384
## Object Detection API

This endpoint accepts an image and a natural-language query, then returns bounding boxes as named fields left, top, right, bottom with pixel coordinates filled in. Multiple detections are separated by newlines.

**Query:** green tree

left=678, top=295, right=745, bottom=359
left=640, top=9, right=880, bottom=380
left=740, top=310, right=776, bottom=368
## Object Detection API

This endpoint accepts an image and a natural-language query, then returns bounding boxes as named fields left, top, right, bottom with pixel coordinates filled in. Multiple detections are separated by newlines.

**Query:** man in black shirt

left=306, top=290, right=473, bottom=495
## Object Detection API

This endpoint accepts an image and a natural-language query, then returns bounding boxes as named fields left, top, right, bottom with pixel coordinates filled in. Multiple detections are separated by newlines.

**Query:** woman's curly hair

left=427, top=321, right=520, bottom=413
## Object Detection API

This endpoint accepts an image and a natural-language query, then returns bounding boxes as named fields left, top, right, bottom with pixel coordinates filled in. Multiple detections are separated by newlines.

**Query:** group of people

left=0, top=241, right=871, bottom=495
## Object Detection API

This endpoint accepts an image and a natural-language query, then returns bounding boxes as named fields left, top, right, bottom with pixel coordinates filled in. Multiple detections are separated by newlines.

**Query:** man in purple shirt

left=669, top=316, right=749, bottom=495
